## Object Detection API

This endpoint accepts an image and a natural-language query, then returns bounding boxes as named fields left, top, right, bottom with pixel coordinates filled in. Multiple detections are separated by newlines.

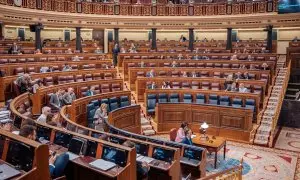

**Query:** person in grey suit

left=50, top=89, right=64, bottom=110
left=146, top=69, right=155, bottom=77
left=62, top=88, right=76, bottom=105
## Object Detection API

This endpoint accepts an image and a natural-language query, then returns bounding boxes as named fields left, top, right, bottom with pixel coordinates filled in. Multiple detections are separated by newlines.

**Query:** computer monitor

left=53, top=131, right=72, bottom=148
left=91, top=132, right=103, bottom=139
left=109, top=136, right=126, bottom=145
left=68, top=138, right=85, bottom=155
left=36, top=125, right=51, bottom=141
left=183, top=147, right=202, bottom=161
left=101, top=145, right=127, bottom=167
left=135, top=143, right=149, bottom=156
left=85, top=140, right=98, bottom=158
left=6, top=140, right=34, bottom=172
left=152, top=147, right=174, bottom=163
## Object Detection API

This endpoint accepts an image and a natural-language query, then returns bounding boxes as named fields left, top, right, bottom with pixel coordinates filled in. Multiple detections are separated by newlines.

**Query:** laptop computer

left=89, top=159, right=116, bottom=171
left=0, top=164, right=21, bottom=180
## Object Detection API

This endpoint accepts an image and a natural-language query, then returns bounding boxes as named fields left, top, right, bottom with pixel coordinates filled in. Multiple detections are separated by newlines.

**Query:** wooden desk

left=192, top=135, right=226, bottom=169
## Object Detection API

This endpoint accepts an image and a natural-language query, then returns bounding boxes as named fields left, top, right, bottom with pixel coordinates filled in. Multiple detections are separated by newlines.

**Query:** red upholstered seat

left=169, top=128, right=177, bottom=141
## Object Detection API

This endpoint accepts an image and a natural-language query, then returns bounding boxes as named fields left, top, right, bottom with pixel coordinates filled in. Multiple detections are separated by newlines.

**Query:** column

left=189, top=28, right=194, bottom=51
left=35, top=23, right=43, bottom=51
left=114, top=28, right=119, bottom=45
left=266, top=25, right=273, bottom=52
left=226, top=28, right=232, bottom=50
left=151, top=28, right=157, bottom=50
left=76, top=27, right=82, bottom=52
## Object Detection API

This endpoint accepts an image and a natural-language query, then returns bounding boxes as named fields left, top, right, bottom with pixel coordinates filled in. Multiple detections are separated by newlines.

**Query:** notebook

left=89, top=159, right=116, bottom=171
left=136, top=155, right=154, bottom=164
left=0, top=164, right=21, bottom=180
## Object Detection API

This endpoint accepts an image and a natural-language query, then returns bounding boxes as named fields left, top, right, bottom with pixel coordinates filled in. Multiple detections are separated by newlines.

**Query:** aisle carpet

left=152, top=135, right=298, bottom=180
left=275, top=127, right=300, bottom=153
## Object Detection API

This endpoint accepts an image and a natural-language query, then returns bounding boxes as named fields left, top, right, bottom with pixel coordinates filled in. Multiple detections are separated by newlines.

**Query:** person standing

left=112, top=43, right=120, bottom=66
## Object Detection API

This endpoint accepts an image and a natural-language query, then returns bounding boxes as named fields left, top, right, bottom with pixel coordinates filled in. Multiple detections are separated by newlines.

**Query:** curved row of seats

left=146, top=93, right=256, bottom=115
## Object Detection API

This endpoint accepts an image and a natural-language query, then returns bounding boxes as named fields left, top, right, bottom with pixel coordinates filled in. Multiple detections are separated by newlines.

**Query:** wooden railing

left=0, top=0, right=278, bottom=16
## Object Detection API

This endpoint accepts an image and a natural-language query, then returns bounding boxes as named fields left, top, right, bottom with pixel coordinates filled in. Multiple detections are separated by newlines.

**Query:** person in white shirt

left=238, top=83, right=248, bottom=93
left=231, top=54, right=238, bottom=61
left=72, top=55, right=80, bottom=61
left=62, top=64, right=72, bottom=71
left=40, top=66, right=50, bottom=73
left=37, top=106, right=52, bottom=123
left=66, top=48, right=73, bottom=54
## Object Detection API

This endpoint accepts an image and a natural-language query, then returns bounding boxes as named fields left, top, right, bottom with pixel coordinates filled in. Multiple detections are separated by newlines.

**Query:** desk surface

left=48, top=144, right=123, bottom=178
left=192, top=134, right=226, bottom=149
left=0, top=160, right=25, bottom=179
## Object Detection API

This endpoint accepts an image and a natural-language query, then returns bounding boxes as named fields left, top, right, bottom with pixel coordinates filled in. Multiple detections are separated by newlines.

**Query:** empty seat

left=171, top=82, right=180, bottom=89
left=85, top=74, right=93, bottom=81
left=58, top=57, right=65, bottom=61
left=39, top=58, right=47, bottom=62
left=66, top=75, right=75, bottom=83
left=112, top=83, right=121, bottom=91
left=183, top=94, right=192, bottom=103
left=223, top=64, right=230, bottom=68
left=71, top=65, right=78, bottom=70
left=89, top=64, right=96, bottom=69
left=209, top=95, right=219, bottom=105
left=101, top=84, right=110, bottom=93
left=44, top=77, right=54, bottom=86
left=196, top=94, right=205, bottom=104
left=232, top=64, right=239, bottom=69
left=197, top=63, right=205, bottom=68
left=249, top=73, right=256, bottom=79
left=75, top=75, right=84, bottom=82
left=51, top=66, right=59, bottom=72
left=179, top=63, right=187, bottom=67
left=89, top=57, right=97, bottom=60
left=191, top=81, right=200, bottom=89
left=215, top=63, right=222, bottom=68
left=18, top=58, right=26, bottom=63
left=211, top=83, right=220, bottom=91
left=232, top=98, right=243, bottom=108
left=120, top=96, right=130, bottom=107
left=220, top=96, right=230, bottom=106
left=213, top=72, right=221, bottom=78
left=188, top=63, right=196, bottom=67
left=171, top=71, right=179, bottom=77
left=83, top=65, right=90, bottom=69
left=104, top=73, right=113, bottom=80
left=253, top=85, right=263, bottom=94
left=147, top=94, right=157, bottom=115
left=80, top=87, right=88, bottom=97
left=169, top=93, right=179, bottom=103
left=58, top=76, right=67, bottom=84
left=109, top=97, right=119, bottom=111
left=201, top=82, right=210, bottom=90
left=91, top=85, right=100, bottom=94
left=149, top=63, right=156, bottom=67
left=93, top=73, right=102, bottom=80
left=182, top=82, right=190, bottom=89
left=48, top=57, right=56, bottom=61
left=128, top=63, right=136, bottom=68
left=158, top=93, right=168, bottom=103
left=163, top=63, right=170, bottom=67
left=159, top=71, right=167, bottom=77
left=206, top=63, right=213, bottom=68
left=14, top=67, right=24, bottom=75
left=87, top=104, right=96, bottom=124
left=0, top=59, right=8, bottom=64
left=27, top=67, right=36, bottom=74
left=245, top=99, right=255, bottom=110
left=200, top=71, right=209, bottom=77
left=137, top=72, right=145, bottom=77
left=90, top=100, right=100, bottom=109
left=27, top=58, right=34, bottom=62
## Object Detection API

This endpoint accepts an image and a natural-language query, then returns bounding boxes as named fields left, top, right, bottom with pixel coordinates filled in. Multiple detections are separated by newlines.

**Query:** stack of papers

left=136, top=155, right=154, bottom=163
left=66, top=152, right=80, bottom=160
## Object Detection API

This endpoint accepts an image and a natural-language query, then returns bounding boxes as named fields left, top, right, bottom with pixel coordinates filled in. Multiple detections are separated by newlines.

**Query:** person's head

left=67, top=87, right=74, bottom=94
left=36, top=49, right=41, bottom=53
left=237, top=72, right=241, bottom=76
left=163, top=81, right=167, bottom=86
left=150, top=69, right=154, bottom=74
left=262, top=63, right=268, bottom=68
left=90, top=86, right=95, bottom=91
left=68, top=48, right=71, bottom=51
left=184, top=128, right=192, bottom=138
left=42, top=106, right=51, bottom=116
left=21, top=119, right=35, bottom=128
left=181, top=121, right=188, bottom=129
left=183, top=71, right=187, bottom=76
left=19, top=125, right=36, bottom=141
left=97, top=47, right=100, bottom=50
left=114, top=43, right=118, bottom=48
left=232, top=54, right=237, bottom=60
left=23, top=73, right=31, bottom=81
left=248, top=55, right=251, bottom=58
left=99, top=134, right=109, bottom=141
left=2, top=121, right=13, bottom=132
left=152, top=81, right=156, bottom=85
left=226, top=74, right=233, bottom=81
left=100, top=103, right=108, bottom=111
left=122, top=140, right=135, bottom=148
left=239, top=83, right=245, bottom=89
left=13, top=42, right=17, bottom=46
left=172, top=61, right=176, bottom=65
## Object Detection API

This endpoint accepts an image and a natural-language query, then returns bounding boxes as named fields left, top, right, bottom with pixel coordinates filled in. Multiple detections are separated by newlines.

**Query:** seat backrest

left=169, top=128, right=177, bottom=142
left=183, top=94, right=192, bottom=103
left=158, top=93, right=168, bottom=103
left=211, top=83, right=220, bottom=91
left=201, top=82, right=210, bottom=90
left=85, top=74, right=93, bottom=81
left=169, top=93, right=179, bottom=103
left=112, top=83, right=121, bottom=91
left=120, top=96, right=130, bottom=107
left=209, top=95, right=219, bottom=105
left=101, top=84, right=110, bottom=93
left=104, top=73, right=113, bottom=80
left=219, top=96, right=230, bottom=106
left=232, top=98, right=243, bottom=107
left=245, top=99, right=255, bottom=110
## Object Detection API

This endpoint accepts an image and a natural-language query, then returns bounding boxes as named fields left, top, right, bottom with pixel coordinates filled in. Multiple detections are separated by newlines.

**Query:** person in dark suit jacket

left=19, top=125, right=70, bottom=178
left=112, top=43, right=120, bottom=66
left=122, top=141, right=150, bottom=180
left=181, top=128, right=193, bottom=145
left=146, top=69, right=155, bottom=77
left=9, top=42, right=20, bottom=54
left=86, top=86, right=95, bottom=96
left=50, top=89, right=64, bottom=109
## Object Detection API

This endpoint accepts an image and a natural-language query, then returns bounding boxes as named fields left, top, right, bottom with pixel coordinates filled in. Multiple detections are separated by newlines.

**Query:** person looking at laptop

left=19, top=125, right=69, bottom=178
left=122, top=140, right=150, bottom=180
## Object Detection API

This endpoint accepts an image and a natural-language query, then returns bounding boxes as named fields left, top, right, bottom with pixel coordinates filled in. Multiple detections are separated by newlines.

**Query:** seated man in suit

left=86, top=86, right=95, bottom=96
left=94, top=47, right=103, bottom=54
left=148, top=82, right=157, bottom=89
left=146, top=69, right=155, bottom=77
left=181, top=128, right=193, bottom=145
left=62, top=88, right=76, bottom=105
left=50, top=89, right=64, bottom=110
left=122, top=141, right=150, bottom=180
left=9, top=42, right=20, bottom=54
left=19, top=125, right=69, bottom=178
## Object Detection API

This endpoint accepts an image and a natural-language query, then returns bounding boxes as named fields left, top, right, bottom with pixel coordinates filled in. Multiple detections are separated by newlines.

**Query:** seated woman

left=93, top=103, right=108, bottom=131
left=224, top=74, right=234, bottom=90
left=181, top=128, right=193, bottom=145
left=161, top=81, right=170, bottom=89
left=175, top=122, right=188, bottom=143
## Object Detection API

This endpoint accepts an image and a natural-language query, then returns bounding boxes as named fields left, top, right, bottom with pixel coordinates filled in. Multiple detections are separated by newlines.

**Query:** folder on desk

left=66, top=152, right=80, bottom=160
left=0, top=164, right=21, bottom=180
left=136, top=155, right=154, bottom=164
left=89, top=159, right=116, bottom=171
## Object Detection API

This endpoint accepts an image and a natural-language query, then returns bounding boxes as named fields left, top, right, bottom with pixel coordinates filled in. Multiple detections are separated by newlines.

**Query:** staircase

left=253, top=55, right=290, bottom=146
left=119, top=71, right=156, bottom=136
